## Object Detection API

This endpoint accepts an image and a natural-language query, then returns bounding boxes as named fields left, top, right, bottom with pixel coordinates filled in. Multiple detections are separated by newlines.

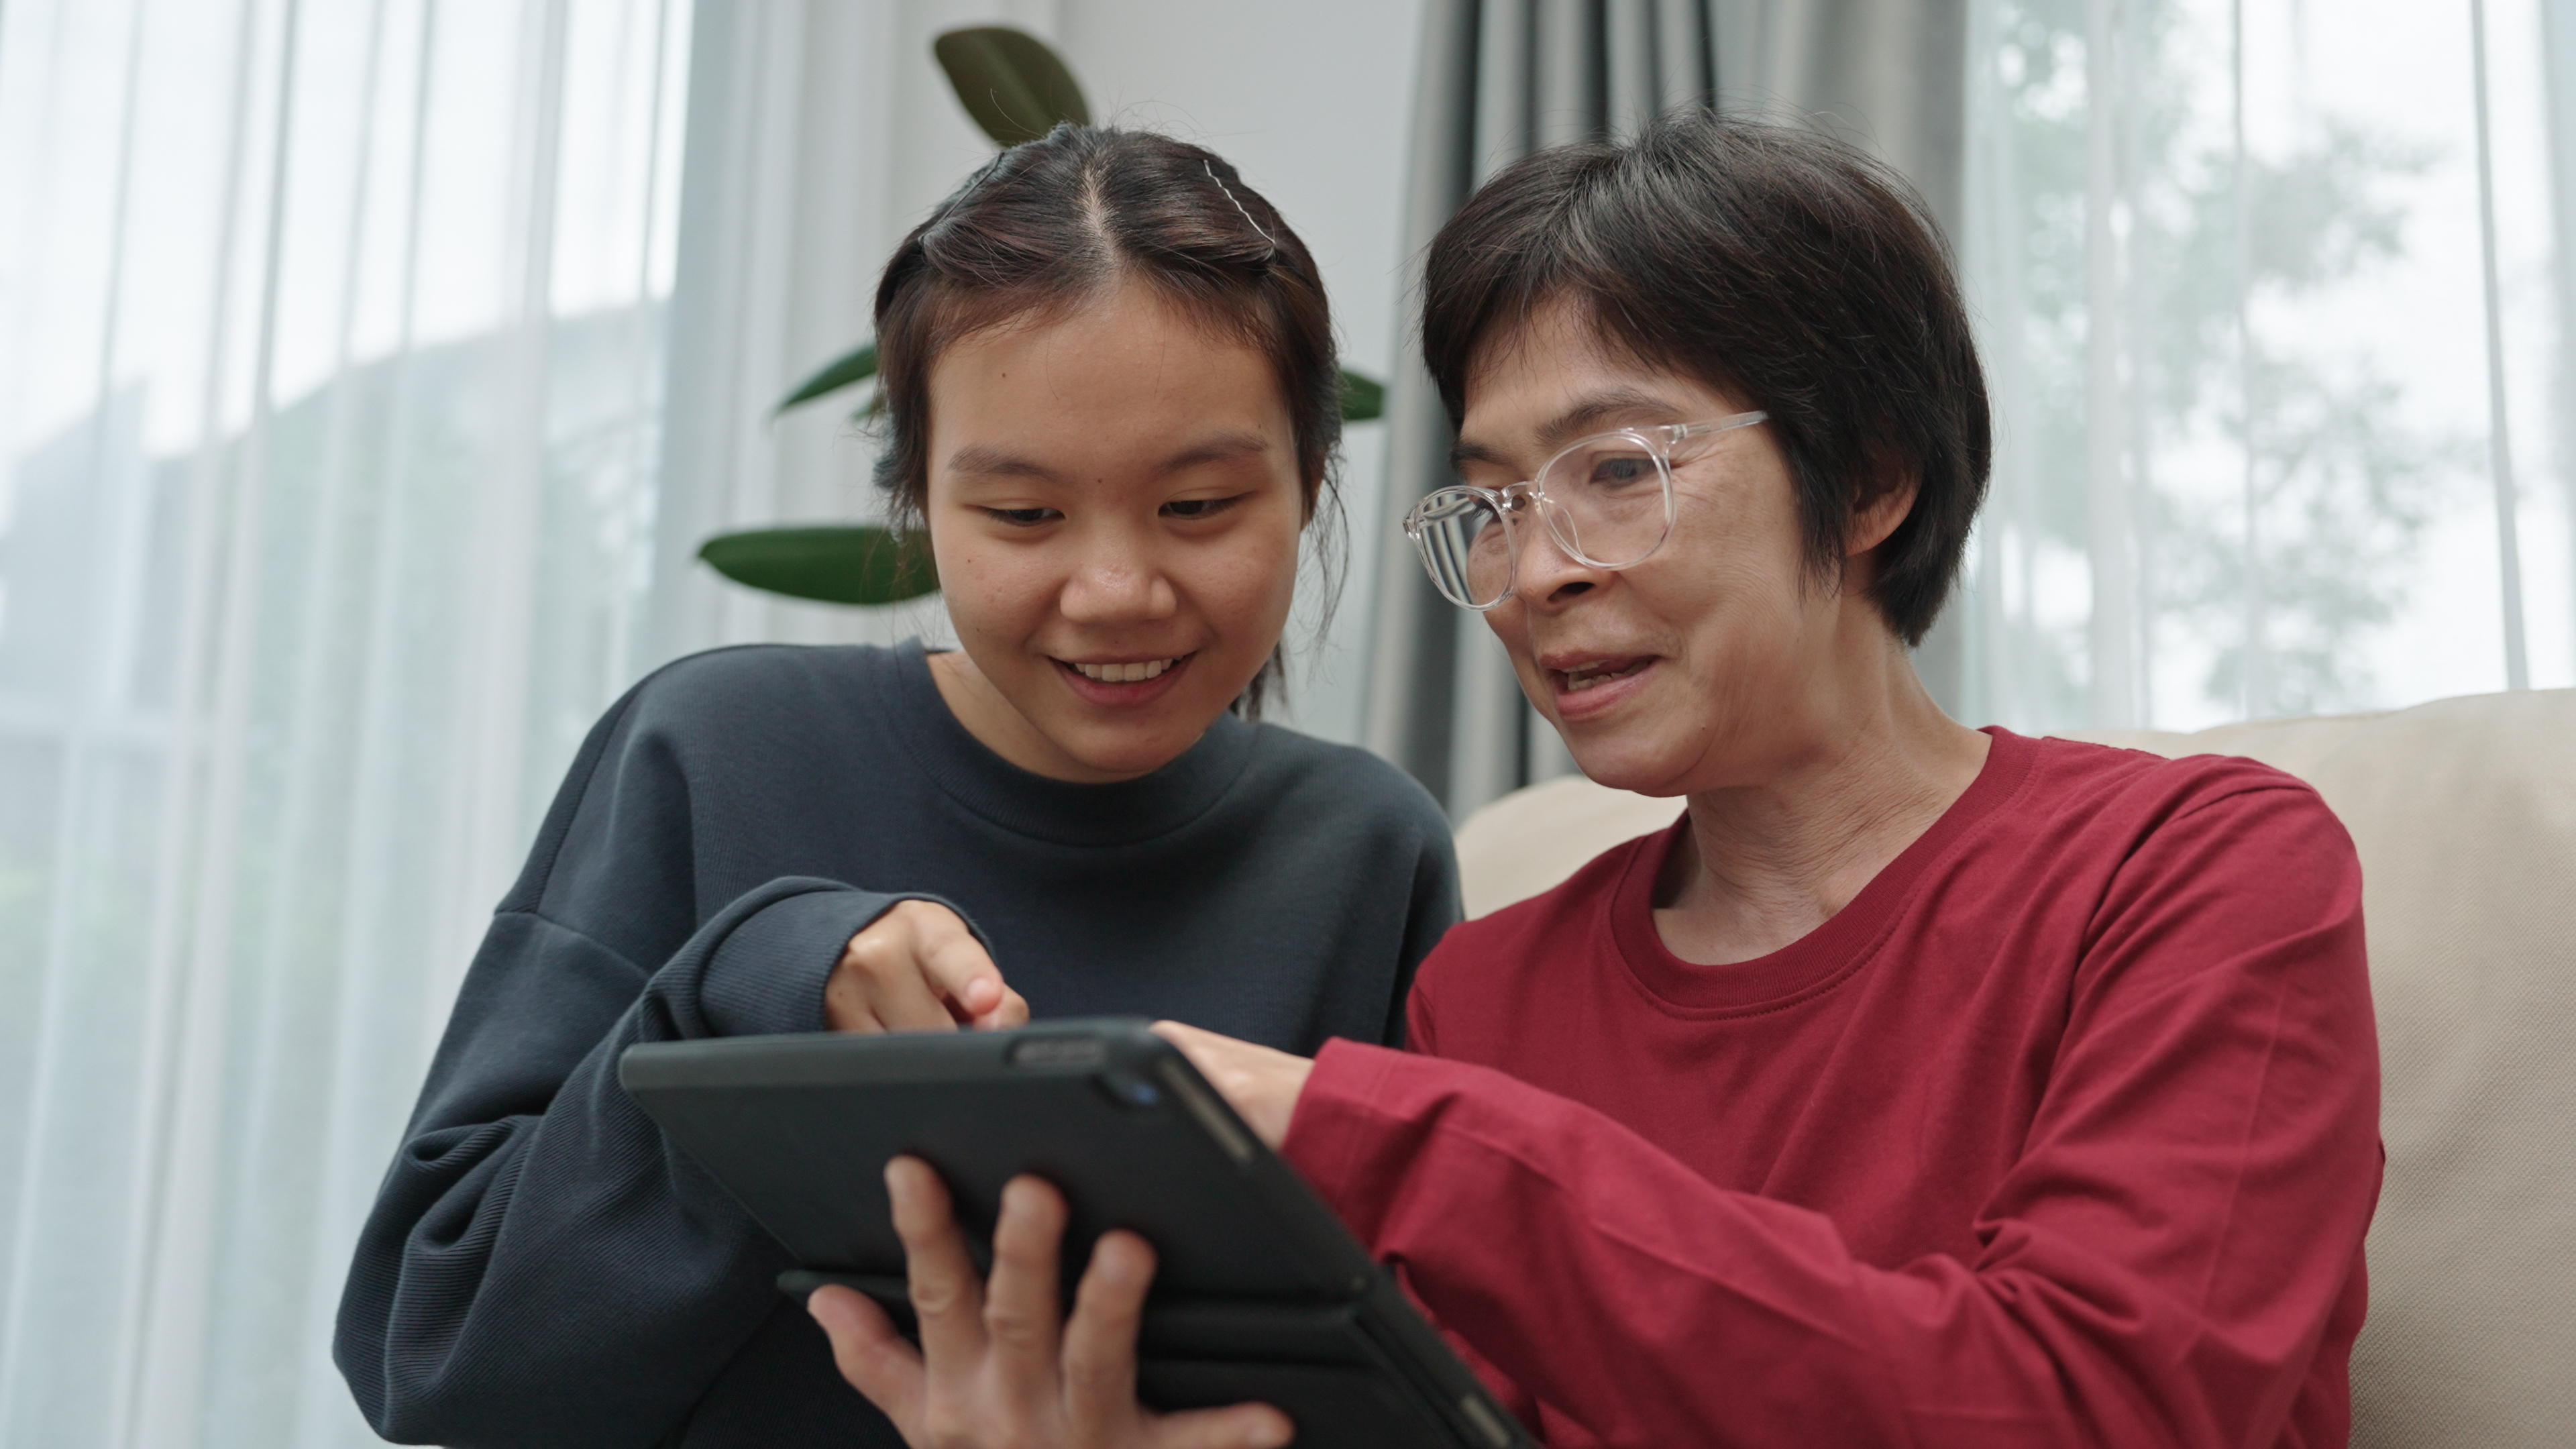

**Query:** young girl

left=333, top=127, right=1456, bottom=1449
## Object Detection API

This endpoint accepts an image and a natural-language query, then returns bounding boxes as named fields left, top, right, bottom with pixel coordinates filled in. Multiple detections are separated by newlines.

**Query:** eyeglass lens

left=1540, top=436, right=1668, bottom=566
left=1414, top=434, right=1672, bottom=607
left=1410, top=490, right=1510, bottom=606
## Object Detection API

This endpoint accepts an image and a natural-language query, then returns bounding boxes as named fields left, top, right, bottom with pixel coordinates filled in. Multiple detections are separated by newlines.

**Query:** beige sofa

left=1452, top=689, right=2576, bottom=1447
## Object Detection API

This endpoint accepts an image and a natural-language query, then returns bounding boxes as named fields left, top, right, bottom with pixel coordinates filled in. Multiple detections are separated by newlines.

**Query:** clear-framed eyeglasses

left=1402, top=411, right=1769, bottom=610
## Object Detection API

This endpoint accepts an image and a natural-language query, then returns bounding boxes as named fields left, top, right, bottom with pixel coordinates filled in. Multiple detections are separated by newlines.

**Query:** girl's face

left=923, top=279, right=1306, bottom=784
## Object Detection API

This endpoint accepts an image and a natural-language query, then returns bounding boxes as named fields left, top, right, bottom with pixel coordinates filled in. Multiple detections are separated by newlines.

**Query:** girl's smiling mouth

left=1052, top=652, right=1197, bottom=705
left=1065, top=656, right=1179, bottom=683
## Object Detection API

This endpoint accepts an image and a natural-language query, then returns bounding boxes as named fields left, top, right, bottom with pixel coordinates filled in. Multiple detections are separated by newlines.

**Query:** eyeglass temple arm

left=1670, top=410, right=1768, bottom=444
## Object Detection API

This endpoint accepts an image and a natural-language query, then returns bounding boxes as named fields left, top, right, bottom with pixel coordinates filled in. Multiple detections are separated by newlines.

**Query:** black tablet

left=619, top=1020, right=1529, bottom=1449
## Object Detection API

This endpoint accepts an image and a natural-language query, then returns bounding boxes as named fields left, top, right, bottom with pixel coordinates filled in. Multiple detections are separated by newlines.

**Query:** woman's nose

left=1058, top=532, right=1178, bottom=623
left=1513, top=508, right=1609, bottom=606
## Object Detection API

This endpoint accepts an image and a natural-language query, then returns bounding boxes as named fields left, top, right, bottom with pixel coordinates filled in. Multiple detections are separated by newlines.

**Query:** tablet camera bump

left=1094, top=1068, right=1163, bottom=1110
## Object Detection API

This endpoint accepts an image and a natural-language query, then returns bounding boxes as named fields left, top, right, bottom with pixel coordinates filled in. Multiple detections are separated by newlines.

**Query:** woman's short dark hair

left=873, top=125, right=1341, bottom=712
left=1420, top=109, right=1990, bottom=645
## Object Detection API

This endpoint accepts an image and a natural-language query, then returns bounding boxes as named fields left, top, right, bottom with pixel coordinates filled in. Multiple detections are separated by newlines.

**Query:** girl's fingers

left=830, top=918, right=955, bottom=1034
left=984, top=985, right=1032, bottom=1030
left=885, top=1157, right=987, bottom=1371
left=916, top=925, right=1008, bottom=1024
left=1067, top=1232, right=1291, bottom=1447
left=805, top=1284, right=928, bottom=1431
left=1061, top=1229, right=1155, bottom=1430
left=983, top=1175, right=1071, bottom=1418
left=1143, top=1403, right=1297, bottom=1449
left=868, top=963, right=964, bottom=1032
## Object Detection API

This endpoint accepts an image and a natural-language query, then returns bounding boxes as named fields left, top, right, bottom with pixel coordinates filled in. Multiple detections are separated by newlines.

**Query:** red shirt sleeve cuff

left=1280, top=1036, right=1407, bottom=1222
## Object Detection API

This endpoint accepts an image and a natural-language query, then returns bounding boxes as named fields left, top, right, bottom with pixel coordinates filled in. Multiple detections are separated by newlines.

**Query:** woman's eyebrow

left=1534, top=389, right=1680, bottom=449
left=1450, top=388, right=1681, bottom=469
left=1448, top=439, right=1502, bottom=470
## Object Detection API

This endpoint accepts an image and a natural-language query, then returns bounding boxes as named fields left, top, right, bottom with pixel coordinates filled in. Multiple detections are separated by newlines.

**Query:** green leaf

left=698, top=525, right=939, bottom=606
left=934, top=26, right=1089, bottom=147
left=1338, top=368, right=1385, bottom=423
left=777, top=342, right=877, bottom=414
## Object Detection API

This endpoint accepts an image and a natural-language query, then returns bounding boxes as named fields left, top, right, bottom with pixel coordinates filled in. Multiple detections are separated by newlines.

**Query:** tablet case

left=619, top=1020, right=1529, bottom=1449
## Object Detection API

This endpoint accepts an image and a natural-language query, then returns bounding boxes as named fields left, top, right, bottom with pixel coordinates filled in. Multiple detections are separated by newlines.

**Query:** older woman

left=814, top=111, right=2380, bottom=1449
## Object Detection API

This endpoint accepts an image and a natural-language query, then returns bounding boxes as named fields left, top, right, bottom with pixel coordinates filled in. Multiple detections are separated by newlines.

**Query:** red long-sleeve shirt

left=1281, top=729, right=2380, bottom=1448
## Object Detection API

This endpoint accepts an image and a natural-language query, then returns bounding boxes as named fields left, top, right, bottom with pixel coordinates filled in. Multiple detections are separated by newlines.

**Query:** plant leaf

left=698, top=525, right=938, bottom=606
left=1338, top=368, right=1385, bottom=423
left=777, top=342, right=877, bottom=414
left=934, top=26, right=1089, bottom=147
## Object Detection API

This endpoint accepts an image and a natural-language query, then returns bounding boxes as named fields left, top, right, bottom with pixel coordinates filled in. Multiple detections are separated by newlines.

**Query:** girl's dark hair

left=1420, top=109, right=1990, bottom=646
left=873, top=125, right=1342, bottom=714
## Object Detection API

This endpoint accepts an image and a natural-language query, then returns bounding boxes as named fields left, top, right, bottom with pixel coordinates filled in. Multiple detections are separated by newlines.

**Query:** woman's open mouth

left=1554, top=657, right=1652, bottom=694
left=1542, top=654, right=1656, bottom=719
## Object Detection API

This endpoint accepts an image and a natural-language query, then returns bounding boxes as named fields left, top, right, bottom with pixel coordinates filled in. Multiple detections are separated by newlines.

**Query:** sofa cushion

left=2072, top=691, right=2576, bottom=1448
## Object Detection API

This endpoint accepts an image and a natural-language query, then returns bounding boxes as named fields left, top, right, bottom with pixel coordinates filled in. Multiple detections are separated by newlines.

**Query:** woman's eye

left=985, top=506, right=1061, bottom=527
left=1162, top=496, right=1242, bottom=520
left=1588, top=453, right=1656, bottom=489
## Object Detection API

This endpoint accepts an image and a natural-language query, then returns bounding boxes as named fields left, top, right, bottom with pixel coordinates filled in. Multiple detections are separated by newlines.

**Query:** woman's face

left=1456, top=301, right=1907, bottom=796
left=923, top=279, right=1305, bottom=784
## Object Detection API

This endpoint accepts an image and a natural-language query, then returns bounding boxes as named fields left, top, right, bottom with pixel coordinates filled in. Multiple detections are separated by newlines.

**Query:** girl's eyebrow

left=945, top=443, right=1060, bottom=481
left=1155, top=430, right=1271, bottom=475
left=945, top=431, right=1274, bottom=483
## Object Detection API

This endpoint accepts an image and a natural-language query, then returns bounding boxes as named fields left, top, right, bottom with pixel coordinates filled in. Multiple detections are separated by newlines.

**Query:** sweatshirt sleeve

left=332, top=679, right=973, bottom=1447
left=1283, top=783, right=2379, bottom=1449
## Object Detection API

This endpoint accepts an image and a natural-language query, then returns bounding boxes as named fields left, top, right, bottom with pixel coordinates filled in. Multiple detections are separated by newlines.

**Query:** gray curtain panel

left=1363, top=0, right=1969, bottom=817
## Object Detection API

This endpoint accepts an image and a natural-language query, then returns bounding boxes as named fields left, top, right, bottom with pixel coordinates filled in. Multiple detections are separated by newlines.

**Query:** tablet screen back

left=621, top=1020, right=1368, bottom=1302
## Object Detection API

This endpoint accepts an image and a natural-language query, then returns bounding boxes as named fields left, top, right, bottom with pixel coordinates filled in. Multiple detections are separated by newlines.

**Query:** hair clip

left=1204, top=160, right=1279, bottom=256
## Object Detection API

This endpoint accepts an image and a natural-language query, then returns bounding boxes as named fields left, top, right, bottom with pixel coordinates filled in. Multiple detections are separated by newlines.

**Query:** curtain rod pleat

left=2471, top=0, right=2532, bottom=691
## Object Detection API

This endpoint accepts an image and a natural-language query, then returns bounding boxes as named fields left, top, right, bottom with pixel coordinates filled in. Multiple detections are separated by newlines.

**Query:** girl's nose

left=1059, top=533, right=1179, bottom=623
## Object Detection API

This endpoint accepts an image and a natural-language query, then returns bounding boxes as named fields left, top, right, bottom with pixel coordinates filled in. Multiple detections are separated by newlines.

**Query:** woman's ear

left=1847, top=458, right=1919, bottom=557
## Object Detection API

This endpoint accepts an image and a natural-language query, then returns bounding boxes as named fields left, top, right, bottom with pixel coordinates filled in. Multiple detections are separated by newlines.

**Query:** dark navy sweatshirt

left=333, top=639, right=1458, bottom=1448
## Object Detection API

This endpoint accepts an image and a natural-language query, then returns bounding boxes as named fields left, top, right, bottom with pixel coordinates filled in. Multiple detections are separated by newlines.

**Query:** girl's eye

left=985, top=506, right=1061, bottom=527
left=1163, top=496, right=1242, bottom=520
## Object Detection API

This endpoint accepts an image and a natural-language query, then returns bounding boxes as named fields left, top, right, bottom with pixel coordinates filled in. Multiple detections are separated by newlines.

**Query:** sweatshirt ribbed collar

left=878, top=638, right=1258, bottom=848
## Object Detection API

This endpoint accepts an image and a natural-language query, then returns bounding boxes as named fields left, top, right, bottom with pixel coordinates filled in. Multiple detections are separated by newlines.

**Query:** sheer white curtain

left=0, top=0, right=1433, bottom=1440
left=0, top=1, right=689, bottom=1444
left=1959, top=0, right=2576, bottom=733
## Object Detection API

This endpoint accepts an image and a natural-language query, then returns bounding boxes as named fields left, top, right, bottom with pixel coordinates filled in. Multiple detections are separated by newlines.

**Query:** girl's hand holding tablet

left=811, top=1161, right=1293, bottom=1449
left=826, top=900, right=1030, bottom=1034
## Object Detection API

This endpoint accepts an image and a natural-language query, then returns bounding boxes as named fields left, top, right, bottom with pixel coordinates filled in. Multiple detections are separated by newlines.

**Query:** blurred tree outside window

left=1960, top=0, right=2574, bottom=731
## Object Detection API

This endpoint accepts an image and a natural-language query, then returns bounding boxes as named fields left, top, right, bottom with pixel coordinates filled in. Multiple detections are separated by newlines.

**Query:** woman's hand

left=827, top=900, right=1030, bottom=1032
left=1148, top=1022, right=1313, bottom=1150
left=808, top=1158, right=1292, bottom=1449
